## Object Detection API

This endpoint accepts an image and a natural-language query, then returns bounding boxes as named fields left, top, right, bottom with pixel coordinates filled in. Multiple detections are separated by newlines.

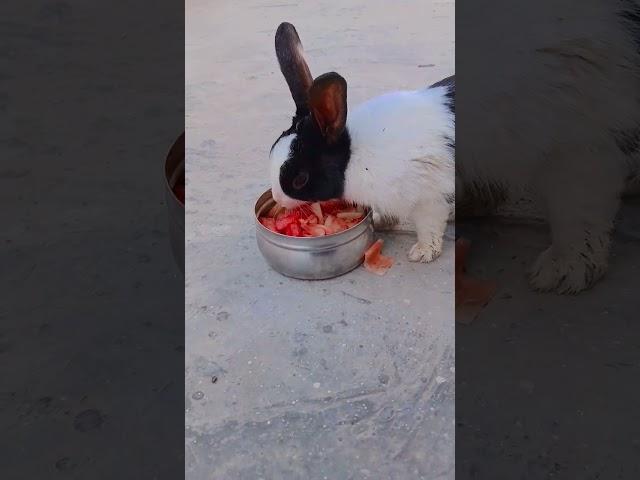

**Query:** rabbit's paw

left=408, top=237, right=443, bottom=263
left=528, top=246, right=607, bottom=294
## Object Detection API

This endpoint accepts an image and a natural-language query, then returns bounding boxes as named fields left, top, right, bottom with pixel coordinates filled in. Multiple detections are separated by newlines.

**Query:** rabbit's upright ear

left=275, top=22, right=313, bottom=116
left=308, top=72, right=348, bottom=144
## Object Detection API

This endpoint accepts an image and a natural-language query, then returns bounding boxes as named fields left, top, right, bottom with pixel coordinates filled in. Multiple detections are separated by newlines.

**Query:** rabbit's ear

left=309, top=72, right=347, bottom=144
left=275, top=22, right=313, bottom=116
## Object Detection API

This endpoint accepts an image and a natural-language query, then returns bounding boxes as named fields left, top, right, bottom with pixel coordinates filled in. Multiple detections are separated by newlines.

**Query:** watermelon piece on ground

left=455, top=238, right=496, bottom=307
left=363, top=239, right=394, bottom=275
left=455, top=237, right=497, bottom=324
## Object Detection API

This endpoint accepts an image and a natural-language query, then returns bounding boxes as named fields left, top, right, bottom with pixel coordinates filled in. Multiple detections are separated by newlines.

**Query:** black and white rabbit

left=269, top=22, right=455, bottom=263
left=455, top=0, right=640, bottom=293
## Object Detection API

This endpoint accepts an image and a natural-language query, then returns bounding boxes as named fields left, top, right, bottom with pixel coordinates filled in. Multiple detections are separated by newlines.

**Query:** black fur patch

left=445, top=135, right=455, bottom=151
left=278, top=114, right=352, bottom=201
left=270, top=115, right=302, bottom=153
left=430, top=75, right=455, bottom=114
left=431, top=76, right=455, bottom=157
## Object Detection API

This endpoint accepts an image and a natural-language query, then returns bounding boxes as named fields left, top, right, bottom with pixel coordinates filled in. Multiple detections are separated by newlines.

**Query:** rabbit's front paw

left=408, top=238, right=443, bottom=263
left=528, top=246, right=607, bottom=294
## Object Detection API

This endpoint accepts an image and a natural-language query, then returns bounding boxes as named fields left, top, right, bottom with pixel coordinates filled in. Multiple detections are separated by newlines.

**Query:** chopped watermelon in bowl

left=258, top=200, right=367, bottom=237
left=254, top=189, right=381, bottom=279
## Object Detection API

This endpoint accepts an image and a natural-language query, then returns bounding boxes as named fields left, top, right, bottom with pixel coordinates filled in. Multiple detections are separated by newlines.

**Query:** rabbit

left=269, top=22, right=455, bottom=263
left=455, top=0, right=640, bottom=294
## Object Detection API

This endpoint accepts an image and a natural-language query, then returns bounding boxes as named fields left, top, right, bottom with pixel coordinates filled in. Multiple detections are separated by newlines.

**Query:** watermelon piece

left=363, top=240, right=394, bottom=276
left=323, top=214, right=338, bottom=234
left=319, top=199, right=343, bottom=216
left=310, top=225, right=327, bottom=236
left=310, top=202, right=323, bottom=222
left=301, top=224, right=326, bottom=236
left=455, top=238, right=496, bottom=307
left=275, top=211, right=300, bottom=232
left=323, top=214, right=334, bottom=225
left=259, top=217, right=277, bottom=232
left=289, top=223, right=302, bottom=237
left=333, top=216, right=351, bottom=232
left=260, top=198, right=366, bottom=237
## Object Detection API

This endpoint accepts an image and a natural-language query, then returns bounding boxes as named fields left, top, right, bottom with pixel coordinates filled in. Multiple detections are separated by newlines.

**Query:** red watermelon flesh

left=258, top=199, right=364, bottom=237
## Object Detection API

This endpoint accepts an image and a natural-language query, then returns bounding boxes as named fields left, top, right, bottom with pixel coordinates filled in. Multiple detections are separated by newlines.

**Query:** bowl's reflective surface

left=254, top=190, right=375, bottom=280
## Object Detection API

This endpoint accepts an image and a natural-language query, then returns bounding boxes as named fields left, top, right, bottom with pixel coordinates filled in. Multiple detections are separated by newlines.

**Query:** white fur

left=457, top=0, right=640, bottom=293
left=344, top=88, right=454, bottom=216
left=344, top=87, right=455, bottom=262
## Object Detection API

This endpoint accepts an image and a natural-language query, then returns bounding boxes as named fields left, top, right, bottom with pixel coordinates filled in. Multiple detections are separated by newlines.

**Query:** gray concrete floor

left=185, top=1, right=454, bottom=478
left=1, top=2, right=185, bottom=477
left=456, top=200, right=640, bottom=479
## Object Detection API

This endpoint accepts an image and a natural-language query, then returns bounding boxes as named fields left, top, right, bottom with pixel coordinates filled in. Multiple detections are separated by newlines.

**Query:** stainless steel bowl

left=254, top=190, right=375, bottom=280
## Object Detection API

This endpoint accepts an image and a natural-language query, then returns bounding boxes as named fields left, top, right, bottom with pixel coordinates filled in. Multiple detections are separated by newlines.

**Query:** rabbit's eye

left=292, top=171, right=309, bottom=190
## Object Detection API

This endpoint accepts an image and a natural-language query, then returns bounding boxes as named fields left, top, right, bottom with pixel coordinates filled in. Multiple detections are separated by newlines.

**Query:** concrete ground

left=456, top=199, right=640, bottom=479
left=185, top=0, right=454, bottom=478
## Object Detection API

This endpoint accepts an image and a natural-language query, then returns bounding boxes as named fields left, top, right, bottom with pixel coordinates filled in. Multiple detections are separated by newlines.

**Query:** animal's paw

left=408, top=237, right=443, bottom=263
left=528, top=246, right=607, bottom=294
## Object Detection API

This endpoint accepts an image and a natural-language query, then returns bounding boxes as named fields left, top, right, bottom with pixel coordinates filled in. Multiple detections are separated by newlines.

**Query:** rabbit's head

left=270, top=22, right=351, bottom=208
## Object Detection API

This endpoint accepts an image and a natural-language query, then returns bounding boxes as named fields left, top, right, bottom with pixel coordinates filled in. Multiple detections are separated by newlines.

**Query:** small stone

left=192, top=391, right=204, bottom=400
